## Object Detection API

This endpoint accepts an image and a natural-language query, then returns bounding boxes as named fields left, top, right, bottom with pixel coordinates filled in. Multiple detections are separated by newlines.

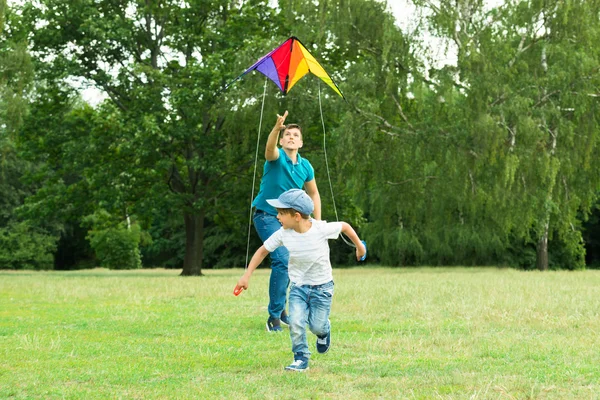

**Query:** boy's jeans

left=288, top=280, right=334, bottom=361
left=253, top=210, right=289, bottom=320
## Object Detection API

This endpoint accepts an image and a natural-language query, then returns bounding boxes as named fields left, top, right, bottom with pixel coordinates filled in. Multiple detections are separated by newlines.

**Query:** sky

left=388, top=0, right=417, bottom=29
left=387, top=0, right=462, bottom=69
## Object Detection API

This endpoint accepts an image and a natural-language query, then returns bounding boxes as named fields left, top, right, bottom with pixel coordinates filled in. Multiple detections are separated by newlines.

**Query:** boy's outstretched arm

left=340, top=222, right=366, bottom=261
left=235, top=245, right=270, bottom=292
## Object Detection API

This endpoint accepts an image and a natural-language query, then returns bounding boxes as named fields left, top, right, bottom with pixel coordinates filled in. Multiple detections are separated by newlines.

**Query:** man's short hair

left=282, top=123, right=302, bottom=135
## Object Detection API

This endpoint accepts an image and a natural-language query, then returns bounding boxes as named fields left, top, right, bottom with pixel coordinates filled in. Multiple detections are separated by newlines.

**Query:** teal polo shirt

left=253, top=148, right=315, bottom=216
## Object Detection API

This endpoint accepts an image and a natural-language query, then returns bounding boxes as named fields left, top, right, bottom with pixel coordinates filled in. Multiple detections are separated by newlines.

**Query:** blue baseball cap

left=266, top=189, right=314, bottom=216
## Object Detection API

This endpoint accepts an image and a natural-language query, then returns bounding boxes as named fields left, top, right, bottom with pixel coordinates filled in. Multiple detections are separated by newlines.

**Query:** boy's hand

left=274, top=110, right=288, bottom=131
left=233, top=285, right=244, bottom=296
left=235, top=275, right=250, bottom=293
left=356, top=241, right=367, bottom=261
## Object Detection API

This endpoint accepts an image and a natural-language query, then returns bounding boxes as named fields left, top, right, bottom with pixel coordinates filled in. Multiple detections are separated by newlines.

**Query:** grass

left=1, top=267, right=599, bottom=399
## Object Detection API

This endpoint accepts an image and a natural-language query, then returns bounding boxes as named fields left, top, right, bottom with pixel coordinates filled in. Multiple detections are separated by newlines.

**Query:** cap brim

left=266, top=199, right=288, bottom=209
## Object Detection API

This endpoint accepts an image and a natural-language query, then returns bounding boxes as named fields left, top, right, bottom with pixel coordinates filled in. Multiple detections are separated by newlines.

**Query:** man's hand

left=266, top=111, right=289, bottom=161
left=275, top=110, right=289, bottom=131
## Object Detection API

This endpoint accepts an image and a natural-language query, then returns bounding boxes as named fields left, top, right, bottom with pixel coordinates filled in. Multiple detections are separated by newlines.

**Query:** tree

left=340, top=0, right=600, bottom=269
left=17, top=0, right=280, bottom=275
left=421, top=0, right=600, bottom=270
left=0, top=0, right=58, bottom=269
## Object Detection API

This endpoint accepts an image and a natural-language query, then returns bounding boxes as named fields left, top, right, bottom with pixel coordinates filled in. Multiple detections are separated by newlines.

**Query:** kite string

left=318, top=81, right=356, bottom=248
left=245, top=78, right=269, bottom=269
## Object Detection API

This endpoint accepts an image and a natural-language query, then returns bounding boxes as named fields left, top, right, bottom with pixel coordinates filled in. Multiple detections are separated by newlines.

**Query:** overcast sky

left=388, top=0, right=417, bottom=30
left=387, top=0, right=460, bottom=69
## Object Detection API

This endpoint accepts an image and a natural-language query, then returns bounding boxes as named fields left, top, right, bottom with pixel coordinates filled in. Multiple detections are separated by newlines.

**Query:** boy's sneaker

left=266, top=317, right=283, bottom=332
left=280, top=310, right=290, bottom=326
left=316, top=330, right=331, bottom=354
left=284, top=359, right=309, bottom=372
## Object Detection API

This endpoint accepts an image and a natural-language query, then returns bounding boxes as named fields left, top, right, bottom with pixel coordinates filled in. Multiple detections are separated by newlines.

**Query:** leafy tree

left=17, top=0, right=281, bottom=275
left=84, top=209, right=145, bottom=270
left=0, top=0, right=32, bottom=133
left=0, top=0, right=58, bottom=269
left=422, top=0, right=600, bottom=270
left=17, top=88, right=108, bottom=269
left=340, top=0, right=600, bottom=269
left=12, top=0, right=600, bottom=272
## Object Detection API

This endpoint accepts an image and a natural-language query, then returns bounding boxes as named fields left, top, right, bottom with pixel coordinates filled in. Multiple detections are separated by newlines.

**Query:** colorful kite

left=225, top=36, right=345, bottom=99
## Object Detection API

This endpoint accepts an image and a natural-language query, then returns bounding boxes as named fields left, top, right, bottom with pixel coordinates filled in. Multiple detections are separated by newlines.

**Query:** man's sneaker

left=266, top=317, right=283, bottom=332
left=280, top=310, right=290, bottom=327
left=316, top=331, right=331, bottom=354
left=284, top=359, right=309, bottom=372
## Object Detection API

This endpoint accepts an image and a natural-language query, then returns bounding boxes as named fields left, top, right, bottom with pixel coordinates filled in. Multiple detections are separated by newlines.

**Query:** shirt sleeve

left=266, top=149, right=284, bottom=167
left=304, top=159, right=315, bottom=182
left=263, top=228, right=284, bottom=252
left=322, top=221, right=343, bottom=240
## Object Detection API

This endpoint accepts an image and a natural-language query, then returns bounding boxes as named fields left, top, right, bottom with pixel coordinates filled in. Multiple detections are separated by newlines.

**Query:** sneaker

left=266, top=317, right=283, bottom=332
left=316, top=330, right=331, bottom=354
left=284, top=359, right=309, bottom=372
left=280, top=310, right=290, bottom=326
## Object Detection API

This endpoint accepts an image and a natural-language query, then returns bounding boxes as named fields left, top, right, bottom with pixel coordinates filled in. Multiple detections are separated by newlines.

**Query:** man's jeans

left=253, top=210, right=289, bottom=319
left=288, top=280, right=334, bottom=361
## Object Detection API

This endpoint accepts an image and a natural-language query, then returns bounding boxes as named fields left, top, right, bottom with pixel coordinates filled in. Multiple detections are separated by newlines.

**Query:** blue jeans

left=253, top=210, right=289, bottom=319
left=288, top=280, right=334, bottom=361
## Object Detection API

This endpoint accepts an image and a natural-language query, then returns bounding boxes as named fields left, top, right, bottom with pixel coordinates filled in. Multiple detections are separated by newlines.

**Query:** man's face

left=279, top=127, right=303, bottom=150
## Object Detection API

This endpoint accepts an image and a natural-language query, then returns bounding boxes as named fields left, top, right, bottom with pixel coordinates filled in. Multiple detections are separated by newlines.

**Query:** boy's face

left=279, top=127, right=303, bottom=150
left=276, top=209, right=299, bottom=229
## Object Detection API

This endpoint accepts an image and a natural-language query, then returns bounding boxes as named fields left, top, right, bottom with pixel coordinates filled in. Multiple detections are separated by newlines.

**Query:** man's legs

left=253, top=211, right=290, bottom=327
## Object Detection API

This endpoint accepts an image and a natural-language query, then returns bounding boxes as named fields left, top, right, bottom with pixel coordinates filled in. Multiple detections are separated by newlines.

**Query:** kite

left=225, top=36, right=345, bottom=99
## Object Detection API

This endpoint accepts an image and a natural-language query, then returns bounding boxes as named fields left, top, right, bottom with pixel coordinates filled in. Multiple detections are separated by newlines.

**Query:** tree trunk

left=536, top=43, right=550, bottom=273
left=181, top=209, right=205, bottom=276
left=536, top=220, right=549, bottom=271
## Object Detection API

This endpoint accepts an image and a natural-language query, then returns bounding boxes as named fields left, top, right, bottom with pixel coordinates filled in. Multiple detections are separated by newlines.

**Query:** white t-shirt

left=264, top=220, right=343, bottom=286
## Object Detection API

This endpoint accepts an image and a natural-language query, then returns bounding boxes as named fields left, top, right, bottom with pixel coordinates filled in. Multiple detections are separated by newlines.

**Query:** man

left=251, top=110, right=321, bottom=332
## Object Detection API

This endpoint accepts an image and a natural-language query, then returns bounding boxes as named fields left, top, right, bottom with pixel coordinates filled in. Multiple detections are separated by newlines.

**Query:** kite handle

left=233, top=286, right=244, bottom=296
left=359, top=240, right=367, bottom=262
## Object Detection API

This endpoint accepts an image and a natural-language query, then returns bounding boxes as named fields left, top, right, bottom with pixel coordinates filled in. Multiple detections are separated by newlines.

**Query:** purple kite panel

left=255, top=57, right=283, bottom=92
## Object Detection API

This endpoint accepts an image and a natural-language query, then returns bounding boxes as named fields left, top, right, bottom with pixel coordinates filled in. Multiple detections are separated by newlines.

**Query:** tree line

left=1, top=0, right=600, bottom=274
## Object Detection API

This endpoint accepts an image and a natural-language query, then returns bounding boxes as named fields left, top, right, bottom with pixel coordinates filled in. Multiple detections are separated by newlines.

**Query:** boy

left=235, top=189, right=366, bottom=372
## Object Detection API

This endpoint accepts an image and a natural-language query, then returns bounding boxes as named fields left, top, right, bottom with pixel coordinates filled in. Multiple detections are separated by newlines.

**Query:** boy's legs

left=288, top=283, right=311, bottom=362
left=307, top=281, right=334, bottom=342
left=253, top=211, right=289, bottom=327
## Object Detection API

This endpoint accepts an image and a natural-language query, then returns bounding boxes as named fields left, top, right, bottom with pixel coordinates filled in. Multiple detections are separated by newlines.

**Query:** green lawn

left=1, top=267, right=599, bottom=399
